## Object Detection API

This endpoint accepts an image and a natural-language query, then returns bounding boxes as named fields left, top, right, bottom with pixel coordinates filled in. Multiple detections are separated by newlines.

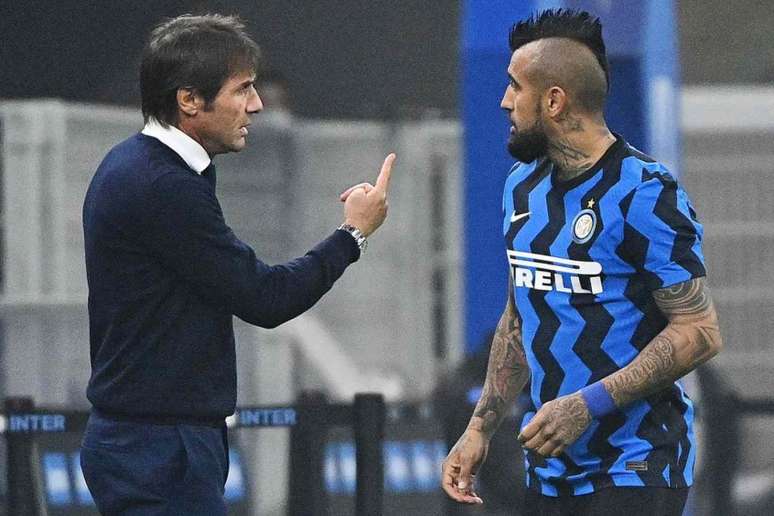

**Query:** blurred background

left=0, top=0, right=772, bottom=514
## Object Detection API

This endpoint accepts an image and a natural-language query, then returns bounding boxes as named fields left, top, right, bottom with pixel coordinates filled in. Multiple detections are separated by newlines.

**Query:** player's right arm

left=441, top=277, right=530, bottom=505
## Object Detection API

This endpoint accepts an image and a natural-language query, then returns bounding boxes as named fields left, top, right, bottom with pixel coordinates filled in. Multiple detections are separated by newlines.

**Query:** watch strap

left=337, top=223, right=368, bottom=253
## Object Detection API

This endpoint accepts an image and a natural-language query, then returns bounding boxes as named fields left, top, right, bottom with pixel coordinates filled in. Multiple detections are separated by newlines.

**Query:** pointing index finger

left=375, top=153, right=396, bottom=193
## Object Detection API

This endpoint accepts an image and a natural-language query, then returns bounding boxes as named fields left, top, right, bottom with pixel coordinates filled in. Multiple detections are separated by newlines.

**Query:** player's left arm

left=602, top=277, right=722, bottom=406
left=520, top=277, right=722, bottom=457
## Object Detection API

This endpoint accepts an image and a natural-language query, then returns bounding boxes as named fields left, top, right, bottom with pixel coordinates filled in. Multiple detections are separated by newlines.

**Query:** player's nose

left=500, top=89, right=513, bottom=112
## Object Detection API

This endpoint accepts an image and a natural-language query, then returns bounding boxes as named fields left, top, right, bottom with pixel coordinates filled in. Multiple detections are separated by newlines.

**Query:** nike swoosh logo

left=510, top=211, right=530, bottom=223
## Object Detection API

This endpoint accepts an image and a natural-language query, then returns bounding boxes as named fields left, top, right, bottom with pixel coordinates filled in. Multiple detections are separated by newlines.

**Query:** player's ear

left=177, top=87, right=202, bottom=117
left=545, top=86, right=568, bottom=119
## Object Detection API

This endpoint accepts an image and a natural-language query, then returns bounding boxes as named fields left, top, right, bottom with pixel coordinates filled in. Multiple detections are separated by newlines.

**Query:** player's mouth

left=240, top=125, right=250, bottom=136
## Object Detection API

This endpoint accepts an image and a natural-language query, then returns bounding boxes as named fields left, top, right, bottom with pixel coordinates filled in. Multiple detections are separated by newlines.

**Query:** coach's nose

left=247, top=86, right=262, bottom=114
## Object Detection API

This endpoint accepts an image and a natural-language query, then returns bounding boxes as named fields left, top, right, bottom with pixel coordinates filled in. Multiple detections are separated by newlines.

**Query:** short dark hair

left=140, top=14, right=261, bottom=126
left=509, top=9, right=609, bottom=92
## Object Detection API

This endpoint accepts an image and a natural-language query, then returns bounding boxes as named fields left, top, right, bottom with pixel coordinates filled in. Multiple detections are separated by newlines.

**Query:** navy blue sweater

left=83, top=134, right=359, bottom=423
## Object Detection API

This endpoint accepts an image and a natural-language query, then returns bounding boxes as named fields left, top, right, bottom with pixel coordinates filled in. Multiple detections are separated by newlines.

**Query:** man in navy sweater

left=81, top=14, right=394, bottom=514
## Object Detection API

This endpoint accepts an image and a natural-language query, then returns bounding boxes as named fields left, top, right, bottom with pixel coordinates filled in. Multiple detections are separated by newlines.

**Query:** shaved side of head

left=522, top=37, right=608, bottom=116
left=509, top=9, right=610, bottom=117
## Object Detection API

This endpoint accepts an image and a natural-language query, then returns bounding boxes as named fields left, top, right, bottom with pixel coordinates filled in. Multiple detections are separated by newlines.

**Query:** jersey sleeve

left=622, top=174, right=706, bottom=290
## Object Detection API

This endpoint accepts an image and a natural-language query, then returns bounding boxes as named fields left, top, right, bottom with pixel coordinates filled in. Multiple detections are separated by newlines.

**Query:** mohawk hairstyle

left=509, top=9, right=609, bottom=91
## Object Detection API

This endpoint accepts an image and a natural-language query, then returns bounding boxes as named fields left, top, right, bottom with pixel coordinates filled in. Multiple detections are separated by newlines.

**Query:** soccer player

left=441, top=9, right=722, bottom=516
left=81, top=14, right=394, bottom=514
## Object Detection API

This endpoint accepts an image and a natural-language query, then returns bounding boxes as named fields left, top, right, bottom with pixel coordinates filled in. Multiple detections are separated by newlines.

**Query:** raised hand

left=340, top=153, right=395, bottom=237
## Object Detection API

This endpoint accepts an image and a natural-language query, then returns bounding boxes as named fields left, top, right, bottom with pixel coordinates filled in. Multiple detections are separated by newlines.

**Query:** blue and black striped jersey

left=502, top=136, right=705, bottom=496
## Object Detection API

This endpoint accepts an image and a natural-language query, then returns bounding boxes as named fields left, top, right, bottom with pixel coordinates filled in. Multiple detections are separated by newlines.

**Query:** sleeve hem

left=647, top=270, right=707, bottom=292
left=333, top=229, right=361, bottom=263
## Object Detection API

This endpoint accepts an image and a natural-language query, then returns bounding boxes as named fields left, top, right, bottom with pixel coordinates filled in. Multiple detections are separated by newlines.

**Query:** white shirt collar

left=141, top=120, right=211, bottom=174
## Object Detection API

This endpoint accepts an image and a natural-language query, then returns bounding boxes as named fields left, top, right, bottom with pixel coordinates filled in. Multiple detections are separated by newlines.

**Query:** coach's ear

left=177, top=87, right=202, bottom=117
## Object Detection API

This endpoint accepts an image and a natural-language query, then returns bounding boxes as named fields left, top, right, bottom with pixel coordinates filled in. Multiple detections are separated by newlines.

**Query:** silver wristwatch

left=337, top=223, right=368, bottom=253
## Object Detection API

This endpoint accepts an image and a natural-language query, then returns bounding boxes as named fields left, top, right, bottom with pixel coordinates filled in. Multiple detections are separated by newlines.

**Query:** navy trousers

left=523, top=486, right=689, bottom=516
left=80, top=411, right=229, bottom=515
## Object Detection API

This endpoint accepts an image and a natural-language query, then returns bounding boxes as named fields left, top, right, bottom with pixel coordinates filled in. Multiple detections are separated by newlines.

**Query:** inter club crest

left=572, top=209, right=597, bottom=244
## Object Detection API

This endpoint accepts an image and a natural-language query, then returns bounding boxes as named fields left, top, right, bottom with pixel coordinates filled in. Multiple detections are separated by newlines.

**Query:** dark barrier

left=1, top=392, right=385, bottom=516
left=353, top=394, right=385, bottom=516
left=4, top=397, right=46, bottom=515
left=324, top=401, right=448, bottom=515
left=697, top=365, right=774, bottom=516
left=697, top=365, right=739, bottom=516
left=288, top=390, right=352, bottom=515
left=286, top=391, right=389, bottom=516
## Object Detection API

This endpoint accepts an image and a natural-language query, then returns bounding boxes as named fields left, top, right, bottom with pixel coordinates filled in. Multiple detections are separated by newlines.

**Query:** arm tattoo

left=652, top=279, right=712, bottom=317
left=604, top=278, right=722, bottom=407
left=470, top=292, right=530, bottom=437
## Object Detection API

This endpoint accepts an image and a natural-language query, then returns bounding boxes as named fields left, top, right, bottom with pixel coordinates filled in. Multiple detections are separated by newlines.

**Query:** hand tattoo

left=519, top=392, right=591, bottom=457
left=604, top=278, right=722, bottom=407
left=545, top=393, right=592, bottom=444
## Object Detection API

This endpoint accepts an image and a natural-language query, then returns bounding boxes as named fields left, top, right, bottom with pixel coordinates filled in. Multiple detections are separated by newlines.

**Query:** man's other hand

left=518, top=392, right=592, bottom=457
left=340, top=153, right=395, bottom=237
left=441, top=429, right=487, bottom=505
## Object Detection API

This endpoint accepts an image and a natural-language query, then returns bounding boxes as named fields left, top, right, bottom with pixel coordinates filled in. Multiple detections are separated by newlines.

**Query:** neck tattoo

left=548, top=139, right=592, bottom=182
